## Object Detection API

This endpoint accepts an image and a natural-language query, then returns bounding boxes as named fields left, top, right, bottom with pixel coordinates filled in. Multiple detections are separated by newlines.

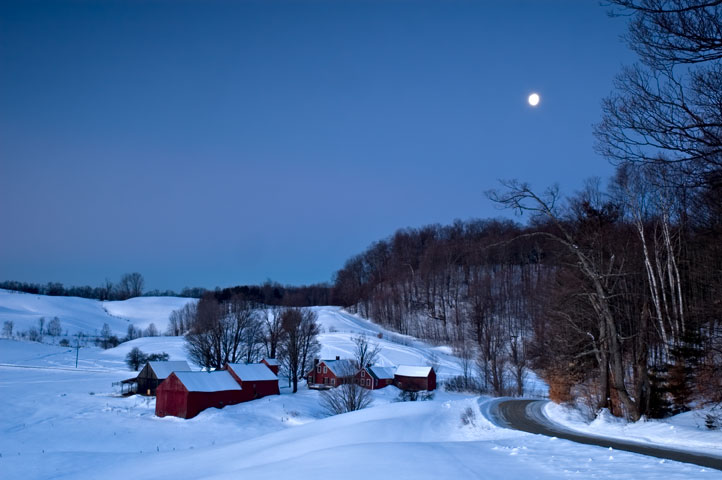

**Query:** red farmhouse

left=307, top=357, right=355, bottom=388
left=260, top=358, right=280, bottom=375
left=155, top=371, right=244, bottom=419
left=356, top=365, right=395, bottom=390
left=394, top=365, right=436, bottom=392
left=225, top=363, right=280, bottom=401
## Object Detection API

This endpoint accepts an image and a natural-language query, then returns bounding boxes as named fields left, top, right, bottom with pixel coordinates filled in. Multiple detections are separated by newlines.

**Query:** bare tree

left=352, top=334, right=382, bottom=368
left=263, top=307, right=284, bottom=359
left=117, top=272, right=144, bottom=299
left=279, top=308, right=320, bottom=393
left=488, top=180, right=641, bottom=420
left=184, top=295, right=262, bottom=370
left=320, top=372, right=373, bottom=415
left=38, top=317, right=45, bottom=338
left=597, top=1, right=722, bottom=186
left=167, top=302, right=197, bottom=336
left=2, top=320, right=13, bottom=338
left=47, top=317, right=62, bottom=337
left=144, top=323, right=159, bottom=337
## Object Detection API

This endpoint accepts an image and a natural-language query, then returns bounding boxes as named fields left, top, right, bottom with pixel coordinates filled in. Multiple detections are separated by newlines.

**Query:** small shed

left=155, top=371, right=244, bottom=419
left=306, top=357, right=355, bottom=388
left=260, top=358, right=280, bottom=375
left=357, top=365, right=395, bottom=390
left=135, top=361, right=192, bottom=396
left=226, top=363, right=280, bottom=401
left=394, top=365, right=436, bottom=392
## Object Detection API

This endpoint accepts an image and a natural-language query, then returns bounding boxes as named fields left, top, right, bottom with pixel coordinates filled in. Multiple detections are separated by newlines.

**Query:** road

left=491, top=399, right=722, bottom=471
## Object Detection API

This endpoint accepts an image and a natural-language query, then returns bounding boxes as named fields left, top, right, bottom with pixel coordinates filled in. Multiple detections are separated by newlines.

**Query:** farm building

left=126, top=360, right=192, bottom=396
left=306, top=357, right=355, bottom=388
left=155, top=371, right=244, bottom=419
left=260, top=357, right=279, bottom=375
left=356, top=365, right=395, bottom=390
left=394, top=365, right=436, bottom=392
left=225, top=363, right=280, bottom=401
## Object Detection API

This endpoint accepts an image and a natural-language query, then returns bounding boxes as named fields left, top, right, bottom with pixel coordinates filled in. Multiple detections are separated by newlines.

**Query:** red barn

left=306, top=357, right=355, bottom=388
left=356, top=365, right=395, bottom=390
left=260, top=358, right=280, bottom=375
left=394, top=365, right=437, bottom=392
left=226, top=363, right=280, bottom=401
left=155, top=371, right=244, bottom=419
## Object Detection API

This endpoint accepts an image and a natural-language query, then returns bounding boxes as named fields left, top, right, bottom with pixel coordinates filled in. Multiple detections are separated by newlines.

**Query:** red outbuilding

left=356, top=365, right=395, bottom=390
left=155, top=371, right=244, bottom=419
left=306, top=357, right=355, bottom=388
left=260, top=358, right=280, bottom=376
left=394, top=365, right=437, bottom=392
left=225, top=363, right=280, bottom=401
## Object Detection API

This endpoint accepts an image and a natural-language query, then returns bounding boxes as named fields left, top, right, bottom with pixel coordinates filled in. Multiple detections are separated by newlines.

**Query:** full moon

left=528, top=93, right=540, bottom=106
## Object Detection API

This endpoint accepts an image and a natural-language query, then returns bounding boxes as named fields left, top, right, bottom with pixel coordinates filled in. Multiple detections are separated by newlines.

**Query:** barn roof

left=323, top=359, right=356, bottom=376
left=261, top=358, right=279, bottom=366
left=395, top=365, right=433, bottom=378
left=227, top=363, right=278, bottom=381
left=173, top=371, right=242, bottom=392
left=367, top=366, right=395, bottom=380
left=148, top=361, right=192, bottom=379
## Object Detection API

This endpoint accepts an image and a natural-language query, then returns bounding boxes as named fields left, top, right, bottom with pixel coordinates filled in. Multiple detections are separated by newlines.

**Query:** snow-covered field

left=0, top=289, right=196, bottom=337
left=1, top=292, right=720, bottom=479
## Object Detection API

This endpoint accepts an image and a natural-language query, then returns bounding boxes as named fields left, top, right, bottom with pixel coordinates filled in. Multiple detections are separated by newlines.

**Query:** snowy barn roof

left=227, top=363, right=278, bottom=381
left=367, top=366, right=395, bottom=380
left=173, top=371, right=242, bottom=392
left=148, top=361, right=192, bottom=379
left=395, top=365, right=433, bottom=378
left=323, top=359, right=356, bottom=376
left=261, top=358, right=279, bottom=366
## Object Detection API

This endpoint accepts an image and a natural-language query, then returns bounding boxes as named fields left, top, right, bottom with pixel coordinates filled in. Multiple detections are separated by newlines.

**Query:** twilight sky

left=0, top=0, right=635, bottom=292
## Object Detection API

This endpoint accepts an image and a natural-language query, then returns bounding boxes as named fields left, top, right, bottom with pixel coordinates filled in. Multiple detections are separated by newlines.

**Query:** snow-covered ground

left=0, top=289, right=196, bottom=337
left=545, top=401, right=722, bottom=458
left=1, top=293, right=720, bottom=479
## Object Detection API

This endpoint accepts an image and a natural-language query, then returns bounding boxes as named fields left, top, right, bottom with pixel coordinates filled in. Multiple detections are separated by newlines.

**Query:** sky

left=0, top=0, right=637, bottom=292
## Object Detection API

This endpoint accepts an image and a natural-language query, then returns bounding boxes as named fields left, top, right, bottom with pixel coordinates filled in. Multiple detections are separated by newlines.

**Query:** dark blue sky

left=0, top=0, right=635, bottom=291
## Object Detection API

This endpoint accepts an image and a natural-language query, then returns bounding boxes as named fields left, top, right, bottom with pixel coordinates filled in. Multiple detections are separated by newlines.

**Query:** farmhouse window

left=366, top=379, right=371, bottom=386
left=323, top=366, right=327, bottom=373
left=331, top=378, right=335, bottom=385
left=361, top=371, right=365, bottom=377
left=317, top=366, right=321, bottom=373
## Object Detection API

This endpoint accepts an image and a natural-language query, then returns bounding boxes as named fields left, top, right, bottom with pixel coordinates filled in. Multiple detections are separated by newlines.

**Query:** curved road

left=490, top=399, right=722, bottom=471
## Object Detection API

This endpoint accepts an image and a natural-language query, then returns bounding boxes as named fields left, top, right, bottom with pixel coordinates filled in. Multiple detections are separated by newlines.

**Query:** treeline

left=0, top=272, right=175, bottom=301
left=205, top=281, right=333, bottom=307
left=0, top=276, right=331, bottom=306
left=333, top=219, right=550, bottom=398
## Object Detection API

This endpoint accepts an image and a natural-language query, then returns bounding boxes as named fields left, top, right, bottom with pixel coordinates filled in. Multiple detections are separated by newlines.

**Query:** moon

left=528, top=93, right=540, bottom=107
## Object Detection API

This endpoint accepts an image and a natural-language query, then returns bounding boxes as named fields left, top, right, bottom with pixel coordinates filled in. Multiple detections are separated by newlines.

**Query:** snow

left=368, top=365, right=395, bottom=379
left=148, top=361, right=192, bottom=379
left=2, top=295, right=721, bottom=480
left=544, top=401, right=722, bottom=458
left=103, top=296, right=196, bottom=332
left=321, top=358, right=355, bottom=376
left=0, top=289, right=195, bottom=337
left=395, top=365, right=433, bottom=377
left=173, top=371, right=242, bottom=392
left=227, top=363, right=278, bottom=381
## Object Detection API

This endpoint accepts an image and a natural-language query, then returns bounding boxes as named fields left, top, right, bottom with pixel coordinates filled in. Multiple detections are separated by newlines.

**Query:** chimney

left=336, top=355, right=340, bottom=360
left=314, top=359, right=319, bottom=366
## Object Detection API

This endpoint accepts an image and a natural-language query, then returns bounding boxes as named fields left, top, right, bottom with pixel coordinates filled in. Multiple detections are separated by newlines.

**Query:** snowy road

left=490, top=399, right=722, bottom=471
